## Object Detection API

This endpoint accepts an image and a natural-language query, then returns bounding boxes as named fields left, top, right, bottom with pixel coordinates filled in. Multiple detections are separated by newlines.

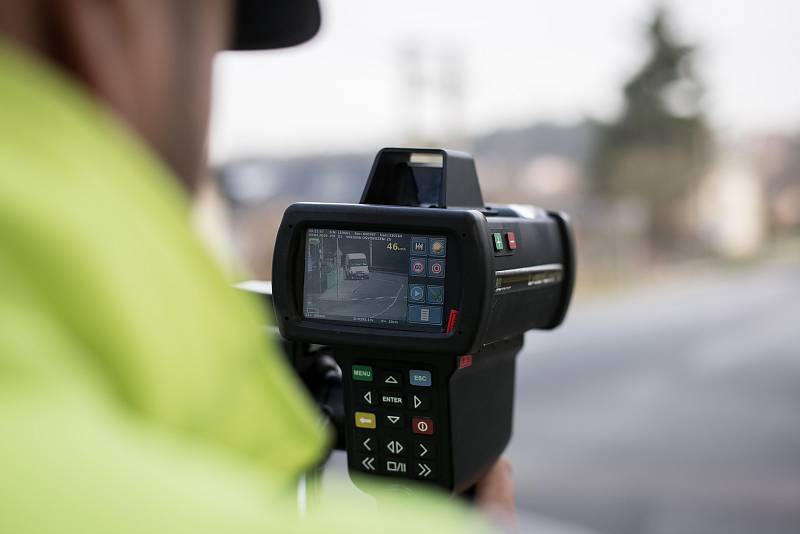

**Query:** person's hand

left=473, top=457, right=517, bottom=529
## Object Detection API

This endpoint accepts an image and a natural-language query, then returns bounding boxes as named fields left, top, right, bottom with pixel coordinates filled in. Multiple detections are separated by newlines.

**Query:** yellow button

left=355, top=411, right=376, bottom=429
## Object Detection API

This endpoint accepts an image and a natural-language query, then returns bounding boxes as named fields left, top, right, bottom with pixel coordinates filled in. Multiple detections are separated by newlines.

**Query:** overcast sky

left=209, top=0, right=800, bottom=162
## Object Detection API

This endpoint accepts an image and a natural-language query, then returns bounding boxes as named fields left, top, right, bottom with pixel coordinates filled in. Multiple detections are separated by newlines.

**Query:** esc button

left=409, top=369, right=432, bottom=387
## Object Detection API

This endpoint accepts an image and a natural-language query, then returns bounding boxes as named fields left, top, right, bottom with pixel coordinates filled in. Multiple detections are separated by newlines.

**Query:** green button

left=492, top=232, right=504, bottom=251
left=352, top=365, right=373, bottom=382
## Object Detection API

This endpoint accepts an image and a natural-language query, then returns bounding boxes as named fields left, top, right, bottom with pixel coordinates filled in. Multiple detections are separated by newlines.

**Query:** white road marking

left=369, top=282, right=406, bottom=319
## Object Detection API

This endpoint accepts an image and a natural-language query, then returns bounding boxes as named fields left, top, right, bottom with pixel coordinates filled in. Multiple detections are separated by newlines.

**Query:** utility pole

left=398, top=41, right=425, bottom=145
left=439, top=48, right=466, bottom=147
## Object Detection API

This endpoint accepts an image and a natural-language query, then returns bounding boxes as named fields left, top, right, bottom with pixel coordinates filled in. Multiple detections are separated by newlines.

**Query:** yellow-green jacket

left=0, top=41, right=484, bottom=534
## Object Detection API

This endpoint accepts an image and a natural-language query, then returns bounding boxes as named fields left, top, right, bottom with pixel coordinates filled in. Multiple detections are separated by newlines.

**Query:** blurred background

left=200, top=1, right=800, bottom=533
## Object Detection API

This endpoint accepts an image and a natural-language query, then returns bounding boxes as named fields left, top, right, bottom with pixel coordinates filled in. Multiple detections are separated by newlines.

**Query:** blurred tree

left=592, top=7, right=712, bottom=247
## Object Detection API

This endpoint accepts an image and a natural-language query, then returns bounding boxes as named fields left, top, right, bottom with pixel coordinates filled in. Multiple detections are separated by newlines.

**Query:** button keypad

left=405, top=235, right=446, bottom=328
left=350, top=364, right=439, bottom=482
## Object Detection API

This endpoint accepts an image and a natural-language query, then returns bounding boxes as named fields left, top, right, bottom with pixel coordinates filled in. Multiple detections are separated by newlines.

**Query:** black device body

left=271, top=148, right=574, bottom=492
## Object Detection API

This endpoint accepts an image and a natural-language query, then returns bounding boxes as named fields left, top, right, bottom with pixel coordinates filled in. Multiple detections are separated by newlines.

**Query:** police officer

left=0, top=1, right=515, bottom=532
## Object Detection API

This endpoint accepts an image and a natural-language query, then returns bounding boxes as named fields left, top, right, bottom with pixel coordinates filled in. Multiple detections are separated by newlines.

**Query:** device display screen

left=303, top=228, right=447, bottom=329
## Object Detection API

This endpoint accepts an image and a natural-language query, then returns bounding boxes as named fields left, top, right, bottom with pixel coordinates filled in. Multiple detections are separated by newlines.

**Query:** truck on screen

left=344, top=253, right=370, bottom=280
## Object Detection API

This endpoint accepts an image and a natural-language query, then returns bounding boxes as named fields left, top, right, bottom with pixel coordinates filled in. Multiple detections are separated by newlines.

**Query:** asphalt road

left=507, top=258, right=800, bottom=534
left=313, top=269, right=407, bottom=321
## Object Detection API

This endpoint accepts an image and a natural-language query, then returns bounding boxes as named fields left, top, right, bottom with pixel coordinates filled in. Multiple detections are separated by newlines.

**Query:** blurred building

left=697, top=159, right=766, bottom=258
left=747, top=134, right=800, bottom=232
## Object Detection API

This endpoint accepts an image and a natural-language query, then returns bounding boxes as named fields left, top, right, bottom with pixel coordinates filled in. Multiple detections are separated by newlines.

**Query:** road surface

left=508, top=258, right=800, bottom=534
left=312, top=269, right=407, bottom=321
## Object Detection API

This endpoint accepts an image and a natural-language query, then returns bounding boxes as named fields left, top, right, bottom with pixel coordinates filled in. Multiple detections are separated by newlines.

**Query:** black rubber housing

left=271, top=203, right=495, bottom=355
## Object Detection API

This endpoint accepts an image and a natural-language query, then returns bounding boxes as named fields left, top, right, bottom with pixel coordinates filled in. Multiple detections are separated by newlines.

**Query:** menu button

left=352, top=365, right=373, bottom=382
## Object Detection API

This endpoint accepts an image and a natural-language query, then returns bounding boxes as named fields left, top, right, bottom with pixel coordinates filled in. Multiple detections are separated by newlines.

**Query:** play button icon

left=409, top=284, right=425, bottom=303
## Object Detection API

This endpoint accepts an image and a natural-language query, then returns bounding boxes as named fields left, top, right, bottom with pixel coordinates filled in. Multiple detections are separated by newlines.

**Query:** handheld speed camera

left=269, top=148, right=575, bottom=493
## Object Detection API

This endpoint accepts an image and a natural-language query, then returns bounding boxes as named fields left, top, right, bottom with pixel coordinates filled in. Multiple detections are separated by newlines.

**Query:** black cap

left=231, top=0, right=321, bottom=50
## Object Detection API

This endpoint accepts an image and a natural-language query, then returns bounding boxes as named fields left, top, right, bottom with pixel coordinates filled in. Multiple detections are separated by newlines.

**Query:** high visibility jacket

left=0, top=40, right=484, bottom=534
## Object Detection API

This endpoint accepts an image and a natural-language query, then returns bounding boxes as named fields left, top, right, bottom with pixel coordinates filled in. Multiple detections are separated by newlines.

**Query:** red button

left=506, top=232, right=517, bottom=250
left=412, top=417, right=435, bottom=435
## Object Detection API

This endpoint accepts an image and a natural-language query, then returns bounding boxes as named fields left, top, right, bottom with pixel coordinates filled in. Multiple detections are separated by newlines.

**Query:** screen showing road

left=303, top=228, right=447, bottom=328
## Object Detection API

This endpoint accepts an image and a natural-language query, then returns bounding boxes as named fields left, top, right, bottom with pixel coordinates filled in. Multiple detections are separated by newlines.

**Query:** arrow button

left=385, top=439, right=406, bottom=456
left=414, top=440, right=435, bottom=459
left=358, top=389, right=374, bottom=406
left=381, top=370, right=402, bottom=387
left=360, top=436, right=373, bottom=453
left=360, top=456, right=376, bottom=472
left=384, top=414, right=403, bottom=428
left=416, top=462, right=435, bottom=479
left=409, top=393, right=430, bottom=410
